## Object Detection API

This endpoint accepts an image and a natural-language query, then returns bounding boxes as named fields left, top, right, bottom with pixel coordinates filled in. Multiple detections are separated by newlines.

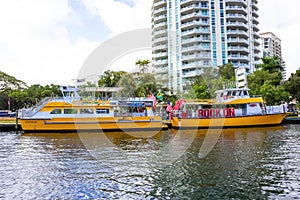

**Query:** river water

left=0, top=125, right=299, bottom=199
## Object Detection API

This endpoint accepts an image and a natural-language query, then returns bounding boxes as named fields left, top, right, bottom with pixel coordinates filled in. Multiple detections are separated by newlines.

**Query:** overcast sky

left=0, top=0, right=299, bottom=85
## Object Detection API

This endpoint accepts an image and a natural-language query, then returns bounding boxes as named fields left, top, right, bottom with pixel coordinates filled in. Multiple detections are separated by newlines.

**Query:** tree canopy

left=284, top=69, right=300, bottom=101
left=256, top=56, right=283, bottom=74
left=0, top=71, right=26, bottom=92
left=135, top=59, right=150, bottom=74
left=248, top=57, right=289, bottom=105
left=98, top=70, right=126, bottom=87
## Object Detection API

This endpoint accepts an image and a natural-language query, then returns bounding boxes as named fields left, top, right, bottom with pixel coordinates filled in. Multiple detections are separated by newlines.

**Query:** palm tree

left=135, top=59, right=150, bottom=74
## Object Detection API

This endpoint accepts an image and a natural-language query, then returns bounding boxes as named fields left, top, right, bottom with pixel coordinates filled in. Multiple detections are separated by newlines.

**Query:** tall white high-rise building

left=259, top=32, right=286, bottom=80
left=151, top=0, right=260, bottom=93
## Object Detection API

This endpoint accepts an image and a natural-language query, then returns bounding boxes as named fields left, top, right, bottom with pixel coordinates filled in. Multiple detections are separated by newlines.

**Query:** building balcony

left=253, top=23, right=259, bottom=32
left=153, top=59, right=168, bottom=65
left=225, top=0, right=247, bottom=7
left=181, top=45, right=207, bottom=53
left=153, top=36, right=168, bottom=44
left=182, top=70, right=201, bottom=78
left=152, top=7, right=167, bottom=16
left=252, top=3, right=258, bottom=11
left=253, top=32, right=260, bottom=39
left=153, top=21, right=168, bottom=30
left=181, top=21, right=210, bottom=29
left=181, top=37, right=210, bottom=45
left=181, top=4, right=209, bottom=14
left=153, top=44, right=168, bottom=51
left=253, top=17, right=259, bottom=25
left=154, top=66, right=168, bottom=74
left=226, top=6, right=247, bottom=14
left=182, top=53, right=211, bottom=60
left=153, top=0, right=167, bottom=9
left=153, top=29, right=168, bottom=38
left=227, top=29, right=248, bottom=37
left=228, top=46, right=249, bottom=53
left=226, top=14, right=247, bottom=22
left=153, top=14, right=167, bottom=23
left=226, top=22, right=248, bottom=31
left=227, top=38, right=249, bottom=45
left=228, top=54, right=249, bottom=61
left=231, top=61, right=249, bottom=68
left=180, top=0, right=194, bottom=7
left=182, top=28, right=210, bottom=36
left=153, top=52, right=168, bottom=59
left=253, top=38, right=260, bottom=45
left=181, top=12, right=209, bottom=21
left=253, top=46, right=260, bottom=53
left=252, top=10, right=258, bottom=18
left=254, top=55, right=261, bottom=61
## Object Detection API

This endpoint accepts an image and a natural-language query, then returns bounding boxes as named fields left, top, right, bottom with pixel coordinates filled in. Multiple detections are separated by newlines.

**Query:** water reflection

left=0, top=125, right=299, bottom=199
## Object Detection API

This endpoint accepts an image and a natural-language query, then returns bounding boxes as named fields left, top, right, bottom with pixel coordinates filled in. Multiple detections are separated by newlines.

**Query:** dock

left=283, top=117, right=300, bottom=124
left=1, top=117, right=300, bottom=133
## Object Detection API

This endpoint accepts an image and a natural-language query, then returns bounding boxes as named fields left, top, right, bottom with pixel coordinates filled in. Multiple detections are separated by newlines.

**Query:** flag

left=157, top=90, right=163, bottom=101
left=166, top=101, right=173, bottom=113
left=149, top=94, right=157, bottom=109
left=8, top=100, right=10, bottom=110
left=173, top=99, right=185, bottom=110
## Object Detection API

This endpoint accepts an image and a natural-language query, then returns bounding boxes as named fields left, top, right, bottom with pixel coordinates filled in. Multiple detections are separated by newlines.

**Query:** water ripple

left=0, top=126, right=299, bottom=199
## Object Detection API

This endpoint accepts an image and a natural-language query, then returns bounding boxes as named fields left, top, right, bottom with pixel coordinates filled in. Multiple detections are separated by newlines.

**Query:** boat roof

left=185, top=97, right=264, bottom=105
left=215, top=88, right=249, bottom=93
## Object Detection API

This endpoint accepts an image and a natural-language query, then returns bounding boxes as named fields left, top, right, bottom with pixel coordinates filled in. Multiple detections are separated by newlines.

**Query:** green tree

left=98, top=70, right=126, bottom=87
left=135, top=59, right=150, bottom=74
left=8, top=84, right=61, bottom=110
left=248, top=58, right=290, bottom=105
left=135, top=73, right=157, bottom=97
left=256, top=56, right=283, bottom=74
left=284, top=69, right=300, bottom=101
left=0, top=70, right=26, bottom=92
left=118, top=73, right=136, bottom=97
left=219, top=63, right=235, bottom=81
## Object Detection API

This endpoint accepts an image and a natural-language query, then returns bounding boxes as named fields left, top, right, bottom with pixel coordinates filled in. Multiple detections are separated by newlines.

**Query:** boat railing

left=19, top=97, right=64, bottom=117
left=266, top=105, right=286, bottom=114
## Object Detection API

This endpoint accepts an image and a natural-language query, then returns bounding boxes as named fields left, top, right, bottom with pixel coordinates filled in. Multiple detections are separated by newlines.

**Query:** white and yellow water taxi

left=171, top=88, right=287, bottom=128
left=19, top=86, right=165, bottom=132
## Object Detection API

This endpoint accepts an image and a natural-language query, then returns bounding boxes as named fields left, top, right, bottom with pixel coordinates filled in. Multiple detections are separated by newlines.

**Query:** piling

left=15, top=110, right=19, bottom=132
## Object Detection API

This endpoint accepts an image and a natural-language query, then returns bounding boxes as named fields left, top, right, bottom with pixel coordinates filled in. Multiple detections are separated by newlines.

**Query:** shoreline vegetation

left=0, top=57, right=299, bottom=112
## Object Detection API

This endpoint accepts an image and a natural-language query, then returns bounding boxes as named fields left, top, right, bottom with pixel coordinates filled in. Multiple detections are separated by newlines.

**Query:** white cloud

left=1, top=0, right=298, bottom=86
left=258, top=0, right=300, bottom=77
left=0, top=0, right=99, bottom=85
left=81, top=0, right=152, bottom=36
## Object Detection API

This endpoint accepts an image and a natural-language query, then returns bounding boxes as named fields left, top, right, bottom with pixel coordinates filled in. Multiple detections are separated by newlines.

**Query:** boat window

left=96, top=108, right=109, bottom=114
left=50, top=109, right=61, bottom=114
left=232, top=91, right=236, bottom=96
left=243, top=91, right=248, bottom=95
left=220, top=93, right=223, bottom=97
left=64, top=108, right=78, bottom=114
left=227, top=91, right=232, bottom=96
left=80, top=108, right=94, bottom=114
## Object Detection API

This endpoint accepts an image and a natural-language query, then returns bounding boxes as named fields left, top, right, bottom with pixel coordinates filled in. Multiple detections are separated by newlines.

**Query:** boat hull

left=172, top=113, right=287, bottom=128
left=20, top=116, right=166, bottom=132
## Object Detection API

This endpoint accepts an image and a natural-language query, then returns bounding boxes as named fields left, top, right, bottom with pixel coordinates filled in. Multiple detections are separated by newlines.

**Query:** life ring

left=223, top=95, right=228, bottom=100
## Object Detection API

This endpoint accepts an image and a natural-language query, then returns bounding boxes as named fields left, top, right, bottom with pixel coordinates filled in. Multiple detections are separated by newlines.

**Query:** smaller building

left=259, top=32, right=286, bottom=79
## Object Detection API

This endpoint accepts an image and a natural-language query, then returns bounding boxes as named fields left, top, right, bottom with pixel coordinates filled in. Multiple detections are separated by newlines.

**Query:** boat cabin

left=216, top=88, right=250, bottom=103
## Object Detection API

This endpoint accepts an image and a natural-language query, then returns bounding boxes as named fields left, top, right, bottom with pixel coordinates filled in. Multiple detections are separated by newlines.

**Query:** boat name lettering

left=197, top=108, right=235, bottom=118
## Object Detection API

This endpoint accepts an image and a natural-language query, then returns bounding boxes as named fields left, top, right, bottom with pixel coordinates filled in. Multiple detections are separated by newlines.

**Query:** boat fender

left=223, top=95, right=228, bottom=100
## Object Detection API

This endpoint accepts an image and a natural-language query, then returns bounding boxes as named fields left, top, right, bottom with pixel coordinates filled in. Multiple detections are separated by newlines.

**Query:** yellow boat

left=171, top=88, right=287, bottom=128
left=19, top=86, right=165, bottom=132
